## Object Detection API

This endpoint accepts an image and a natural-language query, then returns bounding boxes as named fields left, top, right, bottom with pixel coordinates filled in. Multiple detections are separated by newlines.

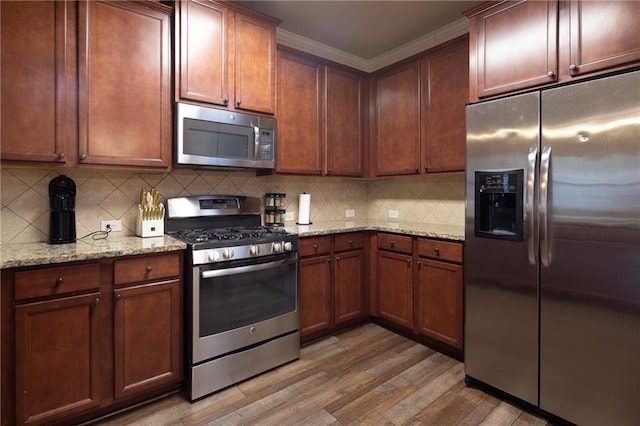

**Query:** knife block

left=136, top=216, right=164, bottom=238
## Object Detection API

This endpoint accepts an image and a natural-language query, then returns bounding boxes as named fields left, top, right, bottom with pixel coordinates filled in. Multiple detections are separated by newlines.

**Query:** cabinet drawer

left=377, top=233, right=413, bottom=254
left=15, top=263, right=101, bottom=301
left=114, top=253, right=180, bottom=285
left=416, top=239, right=463, bottom=263
left=299, top=236, right=332, bottom=257
left=334, top=232, right=363, bottom=252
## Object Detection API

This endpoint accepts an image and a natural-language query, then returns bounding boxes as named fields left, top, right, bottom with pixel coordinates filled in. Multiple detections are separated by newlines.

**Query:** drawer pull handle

left=348, top=240, right=353, bottom=246
left=55, top=277, right=64, bottom=286
left=434, top=247, right=441, bottom=255
left=146, top=265, right=153, bottom=273
left=312, top=244, right=318, bottom=249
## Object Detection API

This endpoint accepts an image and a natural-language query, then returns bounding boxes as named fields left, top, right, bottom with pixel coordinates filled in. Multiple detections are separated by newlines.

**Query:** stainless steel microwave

left=175, top=103, right=276, bottom=169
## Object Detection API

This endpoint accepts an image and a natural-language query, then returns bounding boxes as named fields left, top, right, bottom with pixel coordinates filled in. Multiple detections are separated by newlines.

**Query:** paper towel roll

left=297, top=193, right=311, bottom=225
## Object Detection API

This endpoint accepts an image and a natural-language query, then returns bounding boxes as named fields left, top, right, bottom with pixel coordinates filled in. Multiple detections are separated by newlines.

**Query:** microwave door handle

left=253, top=125, right=260, bottom=160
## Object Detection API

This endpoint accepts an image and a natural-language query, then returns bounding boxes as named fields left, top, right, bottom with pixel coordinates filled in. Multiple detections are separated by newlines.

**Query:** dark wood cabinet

left=176, top=0, right=278, bottom=115
left=421, top=37, right=469, bottom=173
left=0, top=0, right=75, bottom=165
left=1, top=251, right=184, bottom=425
left=467, top=0, right=640, bottom=101
left=299, top=233, right=367, bottom=343
left=277, top=48, right=366, bottom=176
left=376, top=234, right=414, bottom=329
left=374, top=61, right=421, bottom=176
left=415, top=239, right=464, bottom=350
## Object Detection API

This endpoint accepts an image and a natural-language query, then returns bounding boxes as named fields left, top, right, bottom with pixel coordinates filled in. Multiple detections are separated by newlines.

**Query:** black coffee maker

left=49, top=175, right=77, bottom=244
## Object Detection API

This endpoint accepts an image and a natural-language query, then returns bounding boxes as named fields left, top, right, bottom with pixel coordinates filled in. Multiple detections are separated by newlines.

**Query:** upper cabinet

left=372, top=36, right=469, bottom=176
left=1, top=1, right=75, bottom=165
left=1, top=0, right=172, bottom=171
left=175, top=0, right=279, bottom=115
left=276, top=47, right=366, bottom=176
left=467, top=0, right=640, bottom=101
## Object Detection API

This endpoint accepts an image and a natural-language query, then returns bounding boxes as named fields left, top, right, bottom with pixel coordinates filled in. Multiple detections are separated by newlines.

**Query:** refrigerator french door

left=465, top=70, right=639, bottom=426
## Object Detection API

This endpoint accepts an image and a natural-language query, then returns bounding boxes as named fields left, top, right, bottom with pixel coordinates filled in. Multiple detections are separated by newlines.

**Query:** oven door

left=192, top=253, right=298, bottom=363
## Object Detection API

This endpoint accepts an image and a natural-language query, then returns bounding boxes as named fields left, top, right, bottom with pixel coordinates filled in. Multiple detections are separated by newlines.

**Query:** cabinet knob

left=424, top=166, right=429, bottom=172
left=390, top=241, right=395, bottom=247
left=145, top=265, right=153, bottom=273
left=569, top=64, right=578, bottom=71
left=93, top=297, right=101, bottom=306
left=115, top=293, right=122, bottom=302
left=348, top=240, right=353, bottom=246
left=57, top=152, right=65, bottom=160
left=415, top=168, right=419, bottom=173
left=336, top=256, right=341, bottom=261
left=223, top=98, right=229, bottom=105
left=546, top=71, right=555, bottom=78
left=55, top=277, right=64, bottom=286
left=312, top=244, right=318, bottom=250
left=79, top=154, right=87, bottom=160
left=236, top=101, right=242, bottom=107
left=327, top=257, right=332, bottom=263
left=417, top=260, right=422, bottom=267
left=406, top=259, right=411, bottom=265
left=327, top=169, right=331, bottom=175
left=434, top=247, right=441, bottom=255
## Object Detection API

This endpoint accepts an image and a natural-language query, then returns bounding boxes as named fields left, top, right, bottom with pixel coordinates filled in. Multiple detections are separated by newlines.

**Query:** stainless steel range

left=166, top=195, right=299, bottom=401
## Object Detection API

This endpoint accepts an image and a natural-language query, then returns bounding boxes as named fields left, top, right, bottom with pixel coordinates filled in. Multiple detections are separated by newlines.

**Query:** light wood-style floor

left=95, top=324, right=550, bottom=425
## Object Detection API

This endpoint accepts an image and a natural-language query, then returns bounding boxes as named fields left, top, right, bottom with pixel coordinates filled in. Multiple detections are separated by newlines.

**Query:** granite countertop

left=1, top=235, right=187, bottom=269
left=1, top=220, right=463, bottom=269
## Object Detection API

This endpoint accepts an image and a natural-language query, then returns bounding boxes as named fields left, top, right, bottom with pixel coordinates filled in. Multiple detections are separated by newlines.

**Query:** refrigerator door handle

left=526, top=146, right=538, bottom=265
left=540, top=145, right=552, bottom=267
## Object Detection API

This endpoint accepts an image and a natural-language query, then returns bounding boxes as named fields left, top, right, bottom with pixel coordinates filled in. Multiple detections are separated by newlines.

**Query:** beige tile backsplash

left=0, top=167, right=464, bottom=244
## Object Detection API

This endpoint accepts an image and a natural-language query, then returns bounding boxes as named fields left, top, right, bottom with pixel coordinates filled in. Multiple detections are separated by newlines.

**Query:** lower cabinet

left=377, top=234, right=414, bottom=329
left=299, top=233, right=366, bottom=343
left=1, top=251, right=184, bottom=426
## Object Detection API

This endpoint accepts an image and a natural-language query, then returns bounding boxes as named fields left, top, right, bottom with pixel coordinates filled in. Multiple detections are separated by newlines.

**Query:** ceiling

left=236, top=1, right=480, bottom=62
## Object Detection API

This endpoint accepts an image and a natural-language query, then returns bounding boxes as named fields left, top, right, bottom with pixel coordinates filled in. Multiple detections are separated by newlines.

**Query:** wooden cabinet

left=415, top=239, right=464, bottom=350
left=113, top=253, right=182, bottom=399
left=467, top=0, right=640, bottom=101
left=176, top=0, right=278, bottom=115
left=1, top=251, right=184, bottom=425
left=277, top=47, right=365, bottom=176
left=376, top=234, right=414, bottom=329
left=0, top=0, right=75, bottom=165
left=372, top=36, right=469, bottom=176
left=298, top=233, right=367, bottom=342
left=374, top=61, right=421, bottom=176
left=1, top=0, right=172, bottom=171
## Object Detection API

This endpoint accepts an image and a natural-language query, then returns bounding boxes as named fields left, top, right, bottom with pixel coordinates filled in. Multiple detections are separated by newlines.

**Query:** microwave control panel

left=258, top=129, right=274, bottom=160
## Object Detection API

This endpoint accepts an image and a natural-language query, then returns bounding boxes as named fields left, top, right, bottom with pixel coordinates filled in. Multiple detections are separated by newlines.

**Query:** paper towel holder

left=296, top=192, right=312, bottom=225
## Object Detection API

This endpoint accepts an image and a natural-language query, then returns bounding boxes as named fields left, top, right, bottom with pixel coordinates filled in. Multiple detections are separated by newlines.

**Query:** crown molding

left=275, top=17, right=470, bottom=73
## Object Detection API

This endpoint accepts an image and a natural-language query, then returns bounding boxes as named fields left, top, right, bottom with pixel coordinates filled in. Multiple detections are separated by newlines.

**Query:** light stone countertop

left=1, top=235, right=187, bottom=269
left=1, top=220, right=463, bottom=269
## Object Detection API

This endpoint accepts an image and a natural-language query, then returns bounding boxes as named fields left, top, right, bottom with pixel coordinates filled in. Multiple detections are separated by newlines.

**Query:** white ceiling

left=236, top=1, right=481, bottom=71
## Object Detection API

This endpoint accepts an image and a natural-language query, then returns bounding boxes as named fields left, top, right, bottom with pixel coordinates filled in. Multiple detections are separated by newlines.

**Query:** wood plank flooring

left=95, top=324, right=550, bottom=425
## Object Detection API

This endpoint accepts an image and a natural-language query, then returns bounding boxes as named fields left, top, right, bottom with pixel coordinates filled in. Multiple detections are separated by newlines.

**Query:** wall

left=0, top=167, right=464, bottom=244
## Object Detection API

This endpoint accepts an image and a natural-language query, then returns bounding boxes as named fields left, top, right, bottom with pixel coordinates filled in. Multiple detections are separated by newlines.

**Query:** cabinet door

left=416, top=259, right=463, bottom=349
left=377, top=251, right=413, bottom=329
left=178, top=0, right=228, bottom=106
left=78, top=1, right=171, bottom=169
left=565, top=0, right=640, bottom=77
left=299, top=256, right=332, bottom=337
left=470, top=0, right=558, bottom=99
left=375, top=61, right=420, bottom=176
left=113, top=279, right=182, bottom=399
left=325, top=67, right=365, bottom=177
left=15, top=293, right=102, bottom=425
left=422, top=37, right=469, bottom=173
left=334, top=249, right=364, bottom=324
left=0, top=0, right=74, bottom=164
left=276, top=50, right=324, bottom=174
left=234, top=12, right=276, bottom=114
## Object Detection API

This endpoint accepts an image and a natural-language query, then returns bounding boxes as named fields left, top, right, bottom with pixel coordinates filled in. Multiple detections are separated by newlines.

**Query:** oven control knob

left=283, top=241, right=293, bottom=252
left=223, top=248, right=234, bottom=259
left=272, top=242, right=283, bottom=253
left=208, top=251, right=221, bottom=262
left=249, top=245, right=260, bottom=256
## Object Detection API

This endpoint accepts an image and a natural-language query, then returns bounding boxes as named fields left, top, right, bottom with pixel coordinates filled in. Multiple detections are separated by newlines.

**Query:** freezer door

left=539, top=70, right=640, bottom=426
left=464, top=92, right=540, bottom=405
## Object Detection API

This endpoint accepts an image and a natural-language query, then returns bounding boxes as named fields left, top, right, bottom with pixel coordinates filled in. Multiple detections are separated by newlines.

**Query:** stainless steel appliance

left=166, top=195, right=299, bottom=400
left=175, top=103, right=276, bottom=169
left=465, top=70, right=640, bottom=426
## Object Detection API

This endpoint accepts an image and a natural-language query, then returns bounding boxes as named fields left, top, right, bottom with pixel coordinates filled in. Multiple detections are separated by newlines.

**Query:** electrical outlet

left=388, top=210, right=399, bottom=219
left=101, top=220, right=122, bottom=232
left=284, top=212, right=294, bottom=221
left=345, top=209, right=355, bottom=218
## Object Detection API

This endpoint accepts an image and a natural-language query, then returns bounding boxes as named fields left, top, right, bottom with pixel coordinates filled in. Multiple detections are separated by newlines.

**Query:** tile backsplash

left=0, top=167, right=464, bottom=244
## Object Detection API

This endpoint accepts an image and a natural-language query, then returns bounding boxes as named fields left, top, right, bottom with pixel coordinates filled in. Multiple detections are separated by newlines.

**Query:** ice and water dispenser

left=474, top=170, right=524, bottom=241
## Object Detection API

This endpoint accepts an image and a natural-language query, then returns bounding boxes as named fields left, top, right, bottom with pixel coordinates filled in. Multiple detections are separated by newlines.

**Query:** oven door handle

left=201, top=257, right=297, bottom=279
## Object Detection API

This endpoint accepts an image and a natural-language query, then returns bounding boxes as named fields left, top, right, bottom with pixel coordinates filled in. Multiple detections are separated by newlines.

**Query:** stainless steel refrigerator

left=464, top=69, right=639, bottom=426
